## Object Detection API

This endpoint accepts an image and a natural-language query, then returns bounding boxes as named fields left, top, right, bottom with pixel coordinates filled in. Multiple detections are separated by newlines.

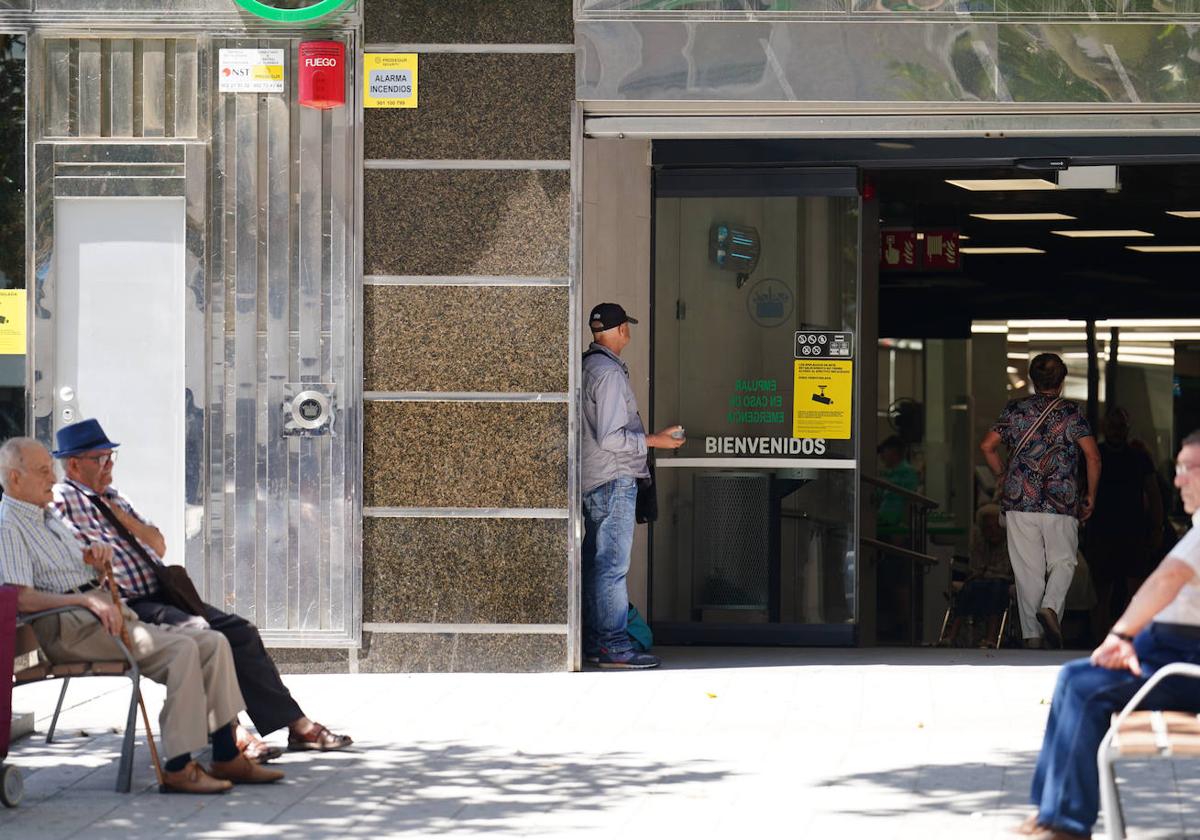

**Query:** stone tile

left=363, top=517, right=567, bottom=624
left=363, top=170, right=570, bottom=277
left=357, top=631, right=567, bottom=672
left=270, top=647, right=350, bottom=675
left=364, top=284, right=569, bottom=393
left=365, top=54, right=573, bottom=161
left=365, top=0, right=573, bottom=45
left=363, top=401, right=567, bottom=508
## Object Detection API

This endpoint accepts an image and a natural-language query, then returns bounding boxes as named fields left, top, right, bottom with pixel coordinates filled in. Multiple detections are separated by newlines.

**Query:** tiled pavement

left=3, top=647, right=1199, bottom=839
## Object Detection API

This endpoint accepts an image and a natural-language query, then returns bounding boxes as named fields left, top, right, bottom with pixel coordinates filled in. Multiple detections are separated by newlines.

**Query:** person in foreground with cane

left=1016, top=430, right=1200, bottom=840
left=0, top=437, right=283, bottom=793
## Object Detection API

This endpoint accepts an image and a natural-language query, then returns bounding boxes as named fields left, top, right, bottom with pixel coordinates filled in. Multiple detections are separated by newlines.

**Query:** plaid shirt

left=0, top=495, right=96, bottom=594
left=52, top=478, right=161, bottom=598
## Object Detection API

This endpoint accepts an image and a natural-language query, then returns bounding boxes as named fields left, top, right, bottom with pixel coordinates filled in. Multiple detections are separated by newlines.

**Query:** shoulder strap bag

left=83, top=493, right=207, bottom=616
left=998, top=397, right=1062, bottom=526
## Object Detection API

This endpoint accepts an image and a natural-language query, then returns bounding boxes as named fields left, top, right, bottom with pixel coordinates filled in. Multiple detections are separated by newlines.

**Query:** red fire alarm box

left=298, top=41, right=345, bottom=110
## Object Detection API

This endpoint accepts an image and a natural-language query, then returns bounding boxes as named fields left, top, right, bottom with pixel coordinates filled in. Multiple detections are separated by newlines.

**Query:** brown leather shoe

left=1037, top=607, right=1063, bottom=649
left=160, top=761, right=233, bottom=794
left=209, top=752, right=285, bottom=784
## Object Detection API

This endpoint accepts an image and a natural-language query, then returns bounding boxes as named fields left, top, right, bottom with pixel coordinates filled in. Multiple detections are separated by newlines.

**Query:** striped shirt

left=0, top=495, right=96, bottom=594
left=52, top=479, right=160, bottom=598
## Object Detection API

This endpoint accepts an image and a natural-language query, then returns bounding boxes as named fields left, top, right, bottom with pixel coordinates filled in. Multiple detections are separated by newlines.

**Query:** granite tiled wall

left=364, top=170, right=570, bottom=277
left=364, top=54, right=573, bottom=161
left=365, top=0, right=573, bottom=45
left=364, top=518, right=568, bottom=624
left=364, top=401, right=568, bottom=508
left=364, top=285, right=569, bottom=392
left=358, top=631, right=568, bottom=674
left=360, top=0, right=575, bottom=673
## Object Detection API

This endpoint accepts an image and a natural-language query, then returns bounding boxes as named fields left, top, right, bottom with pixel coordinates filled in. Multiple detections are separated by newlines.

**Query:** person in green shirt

left=878, top=435, right=919, bottom=530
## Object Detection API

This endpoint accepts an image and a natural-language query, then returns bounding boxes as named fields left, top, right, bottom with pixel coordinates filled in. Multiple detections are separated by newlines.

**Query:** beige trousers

left=32, top=605, right=246, bottom=759
left=1005, top=511, right=1079, bottom=640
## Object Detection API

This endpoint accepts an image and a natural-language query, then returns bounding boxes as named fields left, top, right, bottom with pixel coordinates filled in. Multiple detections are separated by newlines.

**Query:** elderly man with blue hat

left=51, top=419, right=351, bottom=759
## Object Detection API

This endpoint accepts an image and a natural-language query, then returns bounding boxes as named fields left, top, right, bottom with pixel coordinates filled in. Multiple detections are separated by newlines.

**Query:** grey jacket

left=581, top=343, right=649, bottom=493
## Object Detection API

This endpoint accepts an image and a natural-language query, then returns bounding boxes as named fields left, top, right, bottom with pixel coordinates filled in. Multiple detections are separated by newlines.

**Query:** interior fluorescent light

left=1102, top=332, right=1200, bottom=341
left=1114, top=345, right=1175, bottom=357
left=971, top=323, right=1009, bottom=334
left=1117, top=354, right=1175, bottom=367
left=875, top=141, right=915, bottom=150
left=1051, top=229, right=1154, bottom=238
left=1007, top=352, right=1030, bottom=360
left=1167, top=211, right=1200, bottom=218
left=946, top=178, right=1059, bottom=191
left=970, top=212, right=1077, bottom=221
left=960, top=247, right=1045, bottom=255
left=1098, top=319, right=1200, bottom=328
left=1007, top=319, right=1086, bottom=329
left=1126, top=245, right=1200, bottom=253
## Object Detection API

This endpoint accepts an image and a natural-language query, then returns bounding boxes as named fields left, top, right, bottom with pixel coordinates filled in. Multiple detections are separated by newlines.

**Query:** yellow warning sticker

left=0, top=289, right=26, bottom=354
left=793, top=359, right=853, bottom=440
left=363, top=53, right=418, bottom=109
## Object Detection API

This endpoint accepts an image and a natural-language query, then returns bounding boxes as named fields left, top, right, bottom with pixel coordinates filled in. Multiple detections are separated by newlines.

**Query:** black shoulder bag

left=84, top=493, right=207, bottom=616
left=584, top=349, right=658, bottom=524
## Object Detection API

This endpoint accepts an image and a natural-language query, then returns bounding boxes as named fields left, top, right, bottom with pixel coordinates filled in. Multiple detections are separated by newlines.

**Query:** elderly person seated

left=1017, top=430, right=1200, bottom=840
left=943, top=503, right=1014, bottom=647
left=0, top=437, right=282, bottom=793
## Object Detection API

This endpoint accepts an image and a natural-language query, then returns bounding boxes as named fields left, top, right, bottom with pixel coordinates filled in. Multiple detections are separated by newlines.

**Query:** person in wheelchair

left=945, top=503, right=1014, bottom=647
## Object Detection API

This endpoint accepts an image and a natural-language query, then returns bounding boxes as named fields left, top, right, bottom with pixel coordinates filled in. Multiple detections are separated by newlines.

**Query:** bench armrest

left=15, top=604, right=138, bottom=670
left=1111, top=662, right=1200, bottom=732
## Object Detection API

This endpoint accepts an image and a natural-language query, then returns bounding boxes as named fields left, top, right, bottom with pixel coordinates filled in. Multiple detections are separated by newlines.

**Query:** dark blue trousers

left=1032, top=623, right=1200, bottom=834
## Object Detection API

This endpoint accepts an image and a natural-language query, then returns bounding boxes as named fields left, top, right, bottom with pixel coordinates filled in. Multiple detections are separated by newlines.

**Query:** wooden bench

left=11, top=604, right=142, bottom=793
left=1098, top=662, right=1200, bottom=840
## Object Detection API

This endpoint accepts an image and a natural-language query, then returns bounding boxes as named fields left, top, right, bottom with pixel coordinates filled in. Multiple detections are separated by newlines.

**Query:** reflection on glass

left=0, top=34, right=23, bottom=441
left=651, top=193, right=859, bottom=629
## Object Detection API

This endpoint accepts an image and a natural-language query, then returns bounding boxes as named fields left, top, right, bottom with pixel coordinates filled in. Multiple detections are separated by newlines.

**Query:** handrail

left=861, top=474, right=939, bottom=510
left=860, top=536, right=940, bottom=568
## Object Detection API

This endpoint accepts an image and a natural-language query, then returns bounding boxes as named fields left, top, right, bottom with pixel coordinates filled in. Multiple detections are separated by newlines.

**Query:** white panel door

left=54, top=197, right=186, bottom=564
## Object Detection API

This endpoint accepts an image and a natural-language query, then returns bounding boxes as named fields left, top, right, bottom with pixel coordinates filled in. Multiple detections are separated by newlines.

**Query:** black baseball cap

left=589, top=302, right=638, bottom=332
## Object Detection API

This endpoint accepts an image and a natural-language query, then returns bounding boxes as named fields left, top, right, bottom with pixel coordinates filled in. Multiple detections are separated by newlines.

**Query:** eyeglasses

left=75, top=451, right=117, bottom=467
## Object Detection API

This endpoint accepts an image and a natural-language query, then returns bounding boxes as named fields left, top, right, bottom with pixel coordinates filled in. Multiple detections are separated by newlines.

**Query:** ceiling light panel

left=946, top=178, right=1059, bottom=191
left=1126, top=245, right=1200, bottom=253
left=970, top=213, right=1076, bottom=221
left=1167, top=211, right=1200, bottom=218
left=1051, top=229, right=1154, bottom=238
left=960, top=247, right=1045, bottom=254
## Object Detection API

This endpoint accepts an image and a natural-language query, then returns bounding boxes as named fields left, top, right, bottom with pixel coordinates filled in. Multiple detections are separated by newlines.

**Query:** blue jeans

left=582, top=477, right=637, bottom=656
left=1032, top=623, right=1200, bottom=834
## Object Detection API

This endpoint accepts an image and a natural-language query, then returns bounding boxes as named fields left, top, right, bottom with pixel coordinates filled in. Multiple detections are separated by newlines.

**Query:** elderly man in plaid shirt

left=51, top=419, right=351, bottom=759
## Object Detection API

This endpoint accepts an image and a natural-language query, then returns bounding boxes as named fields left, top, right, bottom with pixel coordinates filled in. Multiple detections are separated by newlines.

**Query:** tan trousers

left=32, top=605, right=246, bottom=759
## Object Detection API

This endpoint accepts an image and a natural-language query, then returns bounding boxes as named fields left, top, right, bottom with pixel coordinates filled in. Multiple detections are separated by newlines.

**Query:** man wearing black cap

left=582, top=303, right=684, bottom=669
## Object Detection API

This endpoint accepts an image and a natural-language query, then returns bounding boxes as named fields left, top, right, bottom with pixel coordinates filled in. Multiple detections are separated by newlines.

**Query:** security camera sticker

left=793, top=359, right=853, bottom=440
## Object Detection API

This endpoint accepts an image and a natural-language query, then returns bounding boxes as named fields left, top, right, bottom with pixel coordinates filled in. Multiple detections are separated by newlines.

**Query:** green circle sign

left=233, top=0, right=352, bottom=22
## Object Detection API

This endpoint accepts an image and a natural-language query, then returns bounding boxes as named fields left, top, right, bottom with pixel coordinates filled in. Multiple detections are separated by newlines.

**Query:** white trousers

left=1005, top=511, right=1079, bottom=639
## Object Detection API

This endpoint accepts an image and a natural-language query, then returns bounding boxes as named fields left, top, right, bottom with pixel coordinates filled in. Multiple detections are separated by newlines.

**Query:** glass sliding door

left=651, top=167, right=861, bottom=644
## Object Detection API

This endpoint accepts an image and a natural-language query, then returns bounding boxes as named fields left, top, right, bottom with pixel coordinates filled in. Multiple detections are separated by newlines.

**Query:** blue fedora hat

left=52, top=419, right=120, bottom=458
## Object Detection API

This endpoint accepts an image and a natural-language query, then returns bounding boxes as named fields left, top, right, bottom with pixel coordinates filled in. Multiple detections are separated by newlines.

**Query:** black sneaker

left=597, top=649, right=660, bottom=670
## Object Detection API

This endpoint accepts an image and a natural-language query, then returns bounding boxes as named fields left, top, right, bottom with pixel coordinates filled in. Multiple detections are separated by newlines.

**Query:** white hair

left=0, top=437, right=42, bottom=491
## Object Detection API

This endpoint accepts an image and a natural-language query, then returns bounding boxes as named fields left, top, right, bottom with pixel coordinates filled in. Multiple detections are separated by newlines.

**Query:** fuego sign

left=233, top=0, right=353, bottom=23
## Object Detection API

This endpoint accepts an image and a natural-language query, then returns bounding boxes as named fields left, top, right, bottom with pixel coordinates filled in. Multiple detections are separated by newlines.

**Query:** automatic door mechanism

left=282, top=383, right=336, bottom=437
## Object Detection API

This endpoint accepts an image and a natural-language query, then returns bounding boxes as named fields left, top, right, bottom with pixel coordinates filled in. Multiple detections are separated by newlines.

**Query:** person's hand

left=1079, top=495, right=1096, bottom=522
left=80, top=592, right=124, bottom=637
left=648, top=426, right=685, bottom=450
left=1091, top=632, right=1141, bottom=675
left=110, top=505, right=139, bottom=532
left=83, top=543, right=114, bottom=571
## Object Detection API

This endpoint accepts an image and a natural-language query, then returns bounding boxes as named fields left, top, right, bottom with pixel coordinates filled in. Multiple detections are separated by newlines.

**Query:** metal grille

left=693, top=472, right=770, bottom=610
